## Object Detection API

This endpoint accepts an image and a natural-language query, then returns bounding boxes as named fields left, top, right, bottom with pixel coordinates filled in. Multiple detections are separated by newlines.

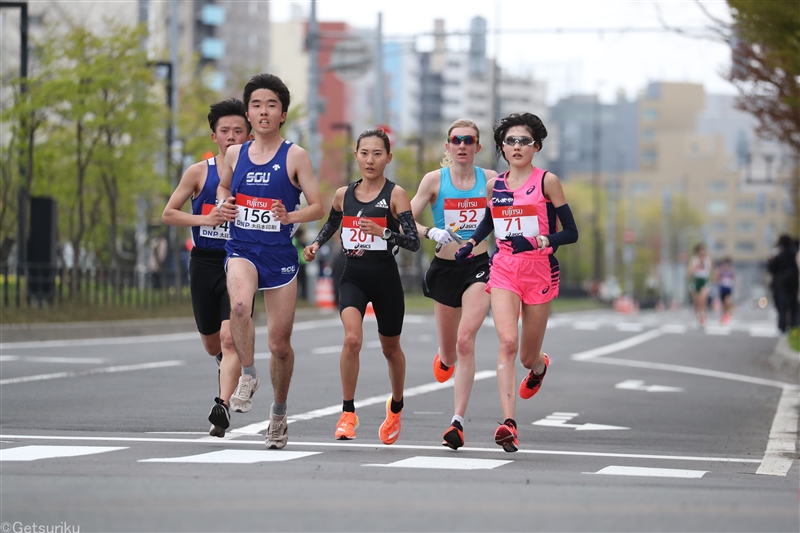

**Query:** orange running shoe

left=378, top=398, right=402, bottom=445
left=442, top=420, right=464, bottom=450
left=519, top=354, right=549, bottom=399
left=494, top=420, right=518, bottom=452
left=432, top=353, right=455, bottom=383
left=335, top=411, right=359, bottom=440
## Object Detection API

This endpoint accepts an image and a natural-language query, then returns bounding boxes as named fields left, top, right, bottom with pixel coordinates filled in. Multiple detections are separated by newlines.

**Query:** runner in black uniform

left=303, top=128, right=420, bottom=445
left=161, top=98, right=250, bottom=437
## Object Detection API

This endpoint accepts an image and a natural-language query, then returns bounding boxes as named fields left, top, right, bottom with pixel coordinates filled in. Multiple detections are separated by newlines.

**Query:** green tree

left=726, top=0, right=800, bottom=233
left=3, top=19, right=165, bottom=291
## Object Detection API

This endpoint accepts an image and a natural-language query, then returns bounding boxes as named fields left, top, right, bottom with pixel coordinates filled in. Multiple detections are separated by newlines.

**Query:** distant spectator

left=767, top=234, right=799, bottom=333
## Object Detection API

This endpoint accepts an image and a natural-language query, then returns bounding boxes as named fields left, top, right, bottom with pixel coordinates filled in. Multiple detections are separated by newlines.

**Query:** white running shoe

left=265, top=408, right=288, bottom=450
left=229, top=374, right=260, bottom=413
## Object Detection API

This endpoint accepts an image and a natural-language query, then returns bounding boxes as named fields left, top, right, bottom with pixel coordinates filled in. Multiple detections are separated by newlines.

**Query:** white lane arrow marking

left=615, top=379, right=684, bottom=392
left=532, top=413, right=629, bottom=431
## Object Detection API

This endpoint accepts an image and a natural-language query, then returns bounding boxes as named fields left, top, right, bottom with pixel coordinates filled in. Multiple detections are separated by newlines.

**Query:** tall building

left=550, top=82, right=790, bottom=301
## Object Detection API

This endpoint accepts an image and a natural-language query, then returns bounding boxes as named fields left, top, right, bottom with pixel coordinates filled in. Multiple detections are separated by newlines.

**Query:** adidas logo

left=375, top=199, right=389, bottom=209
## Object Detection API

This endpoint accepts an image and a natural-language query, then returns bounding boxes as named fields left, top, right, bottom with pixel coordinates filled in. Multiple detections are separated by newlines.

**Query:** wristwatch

left=423, top=227, right=430, bottom=238
left=381, top=228, right=392, bottom=240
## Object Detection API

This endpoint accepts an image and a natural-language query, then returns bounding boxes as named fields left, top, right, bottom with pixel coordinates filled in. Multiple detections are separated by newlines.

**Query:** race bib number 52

left=342, top=216, right=387, bottom=251
left=492, top=204, right=539, bottom=240
left=443, top=197, right=486, bottom=233
left=234, top=193, right=281, bottom=232
left=199, top=203, right=230, bottom=240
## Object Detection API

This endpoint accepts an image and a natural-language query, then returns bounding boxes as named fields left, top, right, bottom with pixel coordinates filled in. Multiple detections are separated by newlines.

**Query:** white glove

left=427, top=227, right=455, bottom=245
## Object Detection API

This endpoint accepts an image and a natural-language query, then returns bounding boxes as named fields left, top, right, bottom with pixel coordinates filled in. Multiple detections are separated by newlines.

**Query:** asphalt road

left=0, top=306, right=797, bottom=532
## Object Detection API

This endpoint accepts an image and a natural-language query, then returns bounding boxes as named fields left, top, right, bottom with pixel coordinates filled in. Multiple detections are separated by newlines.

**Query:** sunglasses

left=448, top=135, right=478, bottom=145
left=503, top=136, right=536, bottom=147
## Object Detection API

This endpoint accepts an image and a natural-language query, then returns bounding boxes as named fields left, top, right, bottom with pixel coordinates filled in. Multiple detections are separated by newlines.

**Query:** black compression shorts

left=189, top=247, right=230, bottom=336
left=423, top=253, right=490, bottom=308
left=338, top=255, right=405, bottom=337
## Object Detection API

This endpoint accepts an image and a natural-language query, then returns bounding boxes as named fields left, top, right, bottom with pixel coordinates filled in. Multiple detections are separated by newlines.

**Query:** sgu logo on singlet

left=246, top=171, right=270, bottom=184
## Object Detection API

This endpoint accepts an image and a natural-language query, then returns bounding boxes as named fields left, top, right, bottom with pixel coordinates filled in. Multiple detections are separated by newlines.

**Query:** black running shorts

left=189, top=247, right=231, bottom=336
left=423, top=252, right=490, bottom=308
left=338, top=255, right=405, bottom=337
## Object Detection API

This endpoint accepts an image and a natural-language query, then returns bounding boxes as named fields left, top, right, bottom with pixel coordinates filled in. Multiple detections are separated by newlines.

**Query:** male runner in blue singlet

left=217, top=74, right=324, bottom=450
left=162, top=98, right=250, bottom=438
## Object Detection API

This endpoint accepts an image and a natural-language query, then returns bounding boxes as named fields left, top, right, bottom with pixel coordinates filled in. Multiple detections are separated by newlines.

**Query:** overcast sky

left=271, top=0, right=736, bottom=104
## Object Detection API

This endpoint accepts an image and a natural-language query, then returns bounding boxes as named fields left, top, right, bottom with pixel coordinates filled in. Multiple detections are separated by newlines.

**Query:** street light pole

left=592, top=93, right=603, bottom=285
left=307, top=0, right=321, bottom=174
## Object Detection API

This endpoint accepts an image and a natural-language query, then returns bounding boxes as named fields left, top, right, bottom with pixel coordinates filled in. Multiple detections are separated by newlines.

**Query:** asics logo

left=542, top=286, right=550, bottom=294
left=375, top=199, right=389, bottom=209
left=526, top=186, right=536, bottom=194
left=476, top=271, right=486, bottom=279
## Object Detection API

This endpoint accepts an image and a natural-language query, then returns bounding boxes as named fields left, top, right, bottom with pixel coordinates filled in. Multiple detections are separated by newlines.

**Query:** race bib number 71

left=234, top=193, right=281, bottom=232
left=492, top=204, right=539, bottom=240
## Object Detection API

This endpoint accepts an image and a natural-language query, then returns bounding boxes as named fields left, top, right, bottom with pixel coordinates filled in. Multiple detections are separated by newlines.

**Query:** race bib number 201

left=234, top=193, right=281, bottom=232
left=492, top=204, right=539, bottom=240
left=199, top=203, right=230, bottom=240
left=342, top=215, right=387, bottom=251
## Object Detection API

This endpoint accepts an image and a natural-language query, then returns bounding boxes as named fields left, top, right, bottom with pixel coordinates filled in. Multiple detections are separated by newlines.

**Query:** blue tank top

left=229, top=140, right=301, bottom=248
left=191, top=158, right=229, bottom=251
left=431, top=166, right=487, bottom=240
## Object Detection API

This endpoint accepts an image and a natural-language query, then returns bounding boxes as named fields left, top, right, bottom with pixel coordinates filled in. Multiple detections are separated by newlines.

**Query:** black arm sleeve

left=389, top=210, right=420, bottom=252
left=312, top=207, right=343, bottom=247
left=467, top=206, right=494, bottom=243
left=548, top=203, right=579, bottom=248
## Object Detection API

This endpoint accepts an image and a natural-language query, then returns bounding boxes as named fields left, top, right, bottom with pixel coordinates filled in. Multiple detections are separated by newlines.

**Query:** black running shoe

left=442, top=420, right=464, bottom=450
left=208, top=397, right=230, bottom=438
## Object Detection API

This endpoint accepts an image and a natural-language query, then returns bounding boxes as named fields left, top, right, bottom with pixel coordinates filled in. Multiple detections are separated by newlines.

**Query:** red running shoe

left=432, top=353, right=455, bottom=383
left=494, top=420, right=518, bottom=452
left=519, top=354, right=549, bottom=399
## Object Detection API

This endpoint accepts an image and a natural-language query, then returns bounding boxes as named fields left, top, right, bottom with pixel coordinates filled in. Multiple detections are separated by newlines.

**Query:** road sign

left=329, top=37, right=372, bottom=82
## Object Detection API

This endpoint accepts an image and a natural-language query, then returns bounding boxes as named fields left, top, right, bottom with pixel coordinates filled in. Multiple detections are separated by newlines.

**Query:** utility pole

left=592, top=94, right=602, bottom=285
left=374, top=12, right=384, bottom=125
left=307, top=0, right=320, bottom=174
left=168, top=0, right=180, bottom=291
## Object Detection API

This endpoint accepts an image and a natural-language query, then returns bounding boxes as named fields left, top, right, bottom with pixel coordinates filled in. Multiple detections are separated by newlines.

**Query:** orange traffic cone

left=315, top=277, right=336, bottom=310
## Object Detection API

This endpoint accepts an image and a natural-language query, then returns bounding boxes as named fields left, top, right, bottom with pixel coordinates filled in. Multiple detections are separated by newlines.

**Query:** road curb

left=769, top=335, right=800, bottom=379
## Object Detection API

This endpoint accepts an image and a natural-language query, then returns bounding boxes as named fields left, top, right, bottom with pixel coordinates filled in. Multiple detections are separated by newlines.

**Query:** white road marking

left=532, top=413, right=629, bottom=431
left=0, top=317, right=344, bottom=350
left=0, top=445, right=126, bottom=461
left=364, top=456, right=512, bottom=470
left=749, top=327, right=779, bottom=337
left=412, top=411, right=444, bottom=415
left=0, top=434, right=763, bottom=463
left=615, top=380, right=684, bottom=392
left=0, top=356, right=105, bottom=364
left=312, top=341, right=380, bottom=355
left=0, top=360, right=185, bottom=385
left=231, top=370, right=498, bottom=435
left=661, top=324, right=688, bottom=334
left=589, top=357, right=799, bottom=390
left=139, top=450, right=320, bottom=463
left=756, top=387, right=799, bottom=476
left=704, top=326, right=731, bottom=335
left=573, top=321, right=601, bottom=330
left=254, top=352, right=271, bottom=360
left=585, top=466, right=707, bottom=478
left=616, top=323, right=645, bottom=332
left=571, top=329, right=664, bottom=361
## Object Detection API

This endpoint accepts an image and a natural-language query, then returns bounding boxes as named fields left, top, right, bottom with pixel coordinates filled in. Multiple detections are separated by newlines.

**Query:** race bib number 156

left=234, top=193, right=281, bottom=232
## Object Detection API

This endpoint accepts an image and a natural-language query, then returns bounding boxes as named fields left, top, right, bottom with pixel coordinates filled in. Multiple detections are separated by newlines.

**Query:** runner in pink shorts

left=455, top=112, right=578, bottom=452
